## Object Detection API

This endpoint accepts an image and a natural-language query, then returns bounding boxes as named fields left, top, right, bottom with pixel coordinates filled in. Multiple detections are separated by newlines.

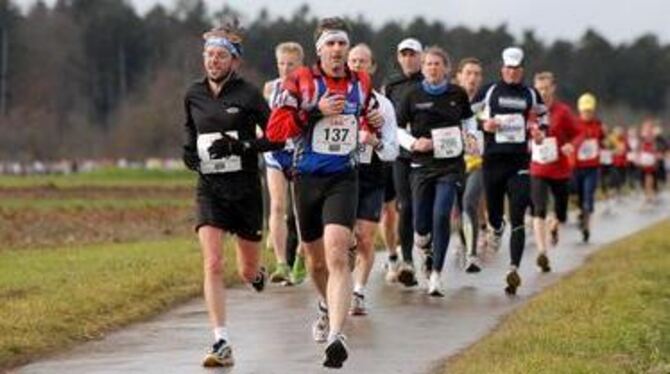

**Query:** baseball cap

left=397, top=38, right=423, bottom=53
left=502, top=47, right=524, bottom=67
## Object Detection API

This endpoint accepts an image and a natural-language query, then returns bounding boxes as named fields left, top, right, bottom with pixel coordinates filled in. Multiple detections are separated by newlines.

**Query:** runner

left=454, top=57, right=485, bottom=273
left=347, top=43, right=399, bottom=314
left=529, top=72, right=579, bottom=272
left=653, top=123, right=668, bottom=190
left=266, top=17, right=380, bottom=368
left=573, top=93, right=605, bottom=243
left=382, top=38, right=424, bottom=287
left=609, top=125, right=628, bottom=202
left=396, top=46, right=477, bottom=296
left=181, top=24, right=278, bottom=367
left=625, top=126, right=641, bottom=191
left=471, top=47, right=548, bottom=295
left=262, top=42, right=304, bottom=284
left=637, top=119, right=660, bottom=205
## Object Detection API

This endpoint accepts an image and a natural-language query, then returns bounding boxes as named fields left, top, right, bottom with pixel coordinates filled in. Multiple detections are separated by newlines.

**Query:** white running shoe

left=202, top=339, right=234, bottom=367
left=427, top=271, right=444, bottom=297
left=384, top=258, right=400, bottom=283
left=312, top=303, right=329, bottom=343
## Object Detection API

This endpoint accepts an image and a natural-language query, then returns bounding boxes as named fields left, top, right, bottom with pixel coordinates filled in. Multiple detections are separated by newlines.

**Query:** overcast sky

left=14, top=0, right=670, bottom=44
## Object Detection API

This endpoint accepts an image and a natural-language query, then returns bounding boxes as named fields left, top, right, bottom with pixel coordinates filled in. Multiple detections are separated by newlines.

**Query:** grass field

left=443, top=219, right=670, bottom=374
left=0, top=238, right=276, bottom=370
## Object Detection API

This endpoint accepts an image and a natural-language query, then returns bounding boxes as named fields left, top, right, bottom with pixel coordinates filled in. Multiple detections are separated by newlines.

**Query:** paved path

left=17, top=194, right=668, bottom=374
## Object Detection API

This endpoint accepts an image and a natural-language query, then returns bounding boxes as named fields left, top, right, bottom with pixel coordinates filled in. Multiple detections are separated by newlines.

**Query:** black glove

left=208, top=137, right=245, bottom=159
left=182, top=146, right=200, bottom=171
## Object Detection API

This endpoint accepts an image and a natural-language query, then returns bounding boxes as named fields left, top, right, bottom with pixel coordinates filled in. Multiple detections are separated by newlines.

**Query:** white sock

left=353, top=284, right=365, bottom=295
left=214, top=326, right=229, bottom=342
left=509, top=265, right=518, bottom=272
left=327, top=331, right=341, bottom=343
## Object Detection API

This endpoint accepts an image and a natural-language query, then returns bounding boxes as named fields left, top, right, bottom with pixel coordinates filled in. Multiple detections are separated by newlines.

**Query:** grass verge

left=0, top=168, right=195, bottom=188
left=443, top=219, right=670, bottom=374
left=0, top=237, right=275, bottom=370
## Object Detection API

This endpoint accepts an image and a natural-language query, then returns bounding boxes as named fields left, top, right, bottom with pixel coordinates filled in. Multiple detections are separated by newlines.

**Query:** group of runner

left=181, top=18, right=669, bottom=369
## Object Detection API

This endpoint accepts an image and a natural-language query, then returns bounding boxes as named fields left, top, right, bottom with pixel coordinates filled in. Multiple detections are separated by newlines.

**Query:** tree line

left=0, top=0, right=668, bottom=160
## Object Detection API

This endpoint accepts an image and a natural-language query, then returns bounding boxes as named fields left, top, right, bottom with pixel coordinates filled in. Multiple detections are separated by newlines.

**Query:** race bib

left=465, top=130, right=484, bottom=156
left=577, top=139, right=599, bottom=161
left=358, top=143, right=374, bottom=164
left=312, top=114, right=358, bottom=155
left=197, top=132, right=242, bottom=174
left=494, top=114, right=526, bottom=143
left=599, top=150, right=613, bottom=165
left=531, top=137, right=558, bottom=164
left=639, top=152, right=656, bottom=167
left=431, top=126, right=463, bottom=159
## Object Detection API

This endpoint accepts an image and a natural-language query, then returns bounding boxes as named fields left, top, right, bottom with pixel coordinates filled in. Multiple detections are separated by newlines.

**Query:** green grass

left=0, top=237, right=275, bottom=370
left=0, top=168, right=195, bottom=188
left=444, top=219, right=670, bottom=374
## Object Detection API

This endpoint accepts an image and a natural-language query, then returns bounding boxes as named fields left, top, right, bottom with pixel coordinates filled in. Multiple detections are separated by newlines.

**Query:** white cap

left=397, top=38, right=423, bottom=53
left=502, top=47, right=524, bottom=67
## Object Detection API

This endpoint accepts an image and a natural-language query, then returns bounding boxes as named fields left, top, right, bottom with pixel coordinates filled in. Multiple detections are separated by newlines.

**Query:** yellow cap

left=577, top=93, right=597, bottom=112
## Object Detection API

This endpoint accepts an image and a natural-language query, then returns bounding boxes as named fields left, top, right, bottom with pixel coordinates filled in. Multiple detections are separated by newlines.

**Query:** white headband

left=315, top=30, right=350, bottom=51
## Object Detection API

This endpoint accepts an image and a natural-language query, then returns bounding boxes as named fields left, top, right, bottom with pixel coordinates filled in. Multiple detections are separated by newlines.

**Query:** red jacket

left=573, top=118, right=605, bottom=169
left=612, top=133, right=628, bottom=168
left=265, top=64, right=373, bottom=142
left=530, top=100, right=579, bottom=180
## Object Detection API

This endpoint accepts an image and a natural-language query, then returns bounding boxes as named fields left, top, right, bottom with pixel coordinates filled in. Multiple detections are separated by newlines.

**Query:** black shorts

left=530, top=176, right=569, bottom=222
left=293, top=170, right=358, bottom=243
left=383, top=162, right=396, bottom=202
left=357, top=179, right=385, bottom=222
left=195, top=176, right=263, bottom=242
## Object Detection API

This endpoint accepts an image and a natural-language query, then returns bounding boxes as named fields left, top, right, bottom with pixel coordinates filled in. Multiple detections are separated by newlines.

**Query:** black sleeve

left=460, top=90, right=474, bottom=119
left=183, top=94, right=197, bottom=151
left=247, top=86, right=284, bottom=153
left=395, top=87, right=413, bottom=132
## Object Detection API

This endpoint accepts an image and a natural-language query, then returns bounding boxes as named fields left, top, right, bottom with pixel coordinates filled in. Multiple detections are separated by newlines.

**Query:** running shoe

left=505, top=269, right=521, bottom=295
left=465, top=255, right=482, bottom=273
left=427, top=271, right=444, bottom=297
left=270, top=263, right=291, bottom=283
left=536, top=253, right=551, bottom=273
left=397, top=262, right=418, bottom=287
left=312, top=303, right=329, bottom=343
left=349, top=292, right=367, bottom=316
left=291, top=255, right=307, bottom=285
left=487, top=223, right=504, bottom=253
left=323, top=333, right=349, bottom=368
left=384, top=257, right=400, bottom=283
left=202, top=339, right=234, bottom=367
left=250, top=266, right=267, bottom=292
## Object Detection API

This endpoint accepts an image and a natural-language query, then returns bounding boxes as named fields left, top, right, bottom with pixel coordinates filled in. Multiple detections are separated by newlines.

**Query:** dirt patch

left=0, top=206, right=195, bottom=250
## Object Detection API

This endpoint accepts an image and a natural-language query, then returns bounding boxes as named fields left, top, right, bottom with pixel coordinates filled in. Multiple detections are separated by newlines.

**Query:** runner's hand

left=318, top=93, right=346, bottom=116
left=366, top=109, right=384, bottom=129
left=208, top=137, right=244, bottom=158
left=530, top=127, right=545, bottom=144
left=483, top=118, right=498, bottom=133
left=412, top=137, right=433, bottom=152
left=561, top=143, right=574, bottom=156
left=359, top=130, right=380, bottom=147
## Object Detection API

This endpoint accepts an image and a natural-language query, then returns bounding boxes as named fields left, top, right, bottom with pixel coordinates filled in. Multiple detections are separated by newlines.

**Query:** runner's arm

left=374, top=95, right=399, bottom=161
left=182, top=95, right=200, bottom=171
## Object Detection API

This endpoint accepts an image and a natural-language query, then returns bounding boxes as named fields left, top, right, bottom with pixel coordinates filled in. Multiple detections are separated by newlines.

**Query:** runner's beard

left=208, top=68, right=233, bottom=84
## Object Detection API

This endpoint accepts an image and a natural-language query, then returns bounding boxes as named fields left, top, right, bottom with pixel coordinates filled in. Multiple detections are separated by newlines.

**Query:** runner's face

left=501, top=65, right=523, bottom=84
left=203, top=46, right=235, bottom=81
left=276, top=52, right=301, bottom=80
left=319, top=39, right=349, bottom=71
left=534, top=79, right=555, bottom=105
left=347, top=48, right=372, bottom=74
left=456, top=63, right=482, bottom=94
left=422, top=53, right=448, bottom=84
left=397, top=50, right=421, bottom=76
left=580, top=109, right=595, bottom=121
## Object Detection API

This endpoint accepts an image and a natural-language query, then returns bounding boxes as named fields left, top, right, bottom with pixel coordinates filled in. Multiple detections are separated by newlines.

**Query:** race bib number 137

left=312, top=114, right=358, bottom=155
